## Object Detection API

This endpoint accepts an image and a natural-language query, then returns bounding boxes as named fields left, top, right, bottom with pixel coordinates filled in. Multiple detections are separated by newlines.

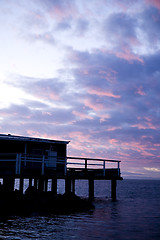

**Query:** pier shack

left=0, top=134, right=122, bottom=200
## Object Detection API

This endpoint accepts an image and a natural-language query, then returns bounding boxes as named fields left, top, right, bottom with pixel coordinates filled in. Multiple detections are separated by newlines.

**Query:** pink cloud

left=68, top=131, right=91, bottom=142
left=27, top=130, right=42, bottom=138
left=141, top=151, right=155, bottom=157
left=132, top=116, right=158, bottom=130
left=132, top=123, right=157, bottom=130
left=108, top=139, right=119, bottom=145
left=49, top=3, right=78, bottom=21
left=34, top=87, right=60, bottom=101
left=99, top=68, right=118, bottom=83
left=72, top=110, right=93, bottom=120
left=129, top=37, right=141, bottom=46
left=105, top=46, right=144, bottom=64
left=135, top=86, right=146, bottom=96
left=113, top=47, right=144, bottom=63
left=145, top=0, right=160, bottom=10
left=154, top=144, right=160, bottom=147
left=88, top=89, right=121, bottom=98
left=99, top=113, right=111, bottom=123
left=107, top=126, right=122, bottom=131
left=117, top=151, right=130, bottom=157
left=83, top=98, right=105, bottom=111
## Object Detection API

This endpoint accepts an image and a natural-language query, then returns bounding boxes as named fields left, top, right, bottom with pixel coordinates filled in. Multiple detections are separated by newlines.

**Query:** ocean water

left=0, top=179, right=160, bottom=240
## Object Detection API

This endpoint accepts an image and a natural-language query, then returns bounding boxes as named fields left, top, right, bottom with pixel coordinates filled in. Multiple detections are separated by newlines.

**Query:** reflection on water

left=0, top=180, right=160, bottom=240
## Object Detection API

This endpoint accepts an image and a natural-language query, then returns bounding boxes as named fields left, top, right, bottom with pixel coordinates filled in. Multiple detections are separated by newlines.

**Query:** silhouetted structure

left=0, top=134, right=122, bottom=202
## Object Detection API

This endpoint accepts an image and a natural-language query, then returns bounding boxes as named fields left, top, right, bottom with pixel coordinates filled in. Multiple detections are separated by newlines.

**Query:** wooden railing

left=0, top=154, right=121, bottom=177
left=67, top=157, right=121, bottom=177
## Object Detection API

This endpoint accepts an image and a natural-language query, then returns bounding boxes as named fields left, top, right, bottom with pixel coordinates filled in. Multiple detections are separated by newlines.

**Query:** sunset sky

left=0, top=0, right=160, bottom=179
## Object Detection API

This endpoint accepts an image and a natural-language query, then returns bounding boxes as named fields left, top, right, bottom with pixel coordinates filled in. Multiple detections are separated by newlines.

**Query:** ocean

left=0, top=179, right=159, bottom=240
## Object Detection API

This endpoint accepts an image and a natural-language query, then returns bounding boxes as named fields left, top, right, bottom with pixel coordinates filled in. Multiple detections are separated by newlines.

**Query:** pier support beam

left=65, top=178, right=71, bottom=195
left=44, top=179, right=48, bottom=192
left=19, top=178, right=24, bottom=194
left=38, top=178, right=44, bottom=192
left=111, top=179, right=117, bottom=200
left=89, top=179, right=94, bottom=200
left=34, top=178, right=38, bottom=189
left=29, top=178, right=32, bottom=188
left=3, top=177, right=15, bottom=192
left=51, top=178, right=57, bottom=194
left=71, top=179, right=75, bottom=194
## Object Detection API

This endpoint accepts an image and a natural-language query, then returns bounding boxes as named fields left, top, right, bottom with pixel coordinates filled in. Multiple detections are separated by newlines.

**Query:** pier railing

left=67, top=157, right=121, bottom=177
left=0, top=153, right=121, bottom=178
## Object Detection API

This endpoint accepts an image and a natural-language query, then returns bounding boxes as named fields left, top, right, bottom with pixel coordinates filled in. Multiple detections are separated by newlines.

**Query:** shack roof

left=0, top=134, right=70, bottom=145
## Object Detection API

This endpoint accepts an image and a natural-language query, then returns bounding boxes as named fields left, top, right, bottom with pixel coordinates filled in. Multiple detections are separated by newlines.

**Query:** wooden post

left=29, top=178, right=32, bottom=188
left=38, top=178, right=44, bottom=192
left=51, top=178, right=57, bottom=194
left=85, top=159, right=87, bottom=169
left=111, top=179, right=117, bottom=200
left=118, top=162, right=120, bottom=177
left=44, top=179, right=48, bottom=192
left=42, top=155, right=45, bottom=175
left=3, top=177, right=15, bottom=192
left=103, top=160, right=105, bottom=176
left=34, top=178, right=38, bottom=189
left=89, top=179, right=94, bottom=200
left=71, top=179, right=75, bottom=194
left=19, top=178, right=24, bottom=194
left=18, top=153, right=21, bottom=174
left=64, top=158, right=67, bottom=176
left=65, top=178, right=71, bottom=195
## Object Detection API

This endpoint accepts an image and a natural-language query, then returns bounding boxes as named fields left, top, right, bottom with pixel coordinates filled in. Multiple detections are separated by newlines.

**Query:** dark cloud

left=103, top=12, right=138, bottom=49
left=8, top=76, right=66, bottom=102
left=139, top=7, right=160, bottom=48
left=75, top=18, right=89, bottom=36
left=56, top=21, right=71, bottom=31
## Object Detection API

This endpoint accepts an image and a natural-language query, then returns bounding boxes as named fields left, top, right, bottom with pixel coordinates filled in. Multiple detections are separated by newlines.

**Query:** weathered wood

left=44, top=179, right=48, bottom=192
left=65, top=178, right=71, bottom=194
left=19, top=178, right=24, bottom=194
left=3, top=177, right=14, bottom=192
left=34, top=178, right=38, bottom=189
left=71, top=179, right=75, bottom=194
left=38, top=178, right=44, bottom=192
left=51, top=178, right=57, bottom=194
left=29, top=178, right=32, bottom=188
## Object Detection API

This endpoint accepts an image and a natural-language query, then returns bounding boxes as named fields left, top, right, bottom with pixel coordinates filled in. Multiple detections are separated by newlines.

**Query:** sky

left=0, top=0, right=160, bottom=179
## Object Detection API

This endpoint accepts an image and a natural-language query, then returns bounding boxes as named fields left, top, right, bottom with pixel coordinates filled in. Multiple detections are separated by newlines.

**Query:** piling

left=3, top=177, right=14, bottom=192
left=51, top=178, right=57, bottom=194
left=38, top=177, right=44, bottom=192
left=19, top=177, right=24, bottom=194
left=71, top=179, right=75, bottom=194
left=65, top=178, right=71, bottom=194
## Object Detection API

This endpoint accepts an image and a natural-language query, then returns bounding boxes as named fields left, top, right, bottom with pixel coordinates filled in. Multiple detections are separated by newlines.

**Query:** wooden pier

left=0, top=134, right=122, bottom=201
left=0, top=155, right=122, bottom=200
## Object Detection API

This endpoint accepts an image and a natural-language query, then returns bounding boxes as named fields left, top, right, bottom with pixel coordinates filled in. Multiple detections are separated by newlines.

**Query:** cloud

left=75, top=18, right=89, bottom=36
left=8, top=76, right=64, bottom=102
left=145, top=0, right=160, bottom=10
left=144, top=167, right=160, bottom=172
left=88, top=89, right=121, bottom=98
left=39, top=0, right=78, bottom=21
left=56, top=21, right=71, bottom=31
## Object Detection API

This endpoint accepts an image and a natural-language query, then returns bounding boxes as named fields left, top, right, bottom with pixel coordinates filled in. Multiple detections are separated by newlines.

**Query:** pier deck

left=0, top=154, right=122, bottom=200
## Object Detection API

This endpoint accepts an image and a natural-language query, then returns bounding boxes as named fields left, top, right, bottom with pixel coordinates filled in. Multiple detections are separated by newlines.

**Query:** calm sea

left=0, top=179, right=159, bottom=240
